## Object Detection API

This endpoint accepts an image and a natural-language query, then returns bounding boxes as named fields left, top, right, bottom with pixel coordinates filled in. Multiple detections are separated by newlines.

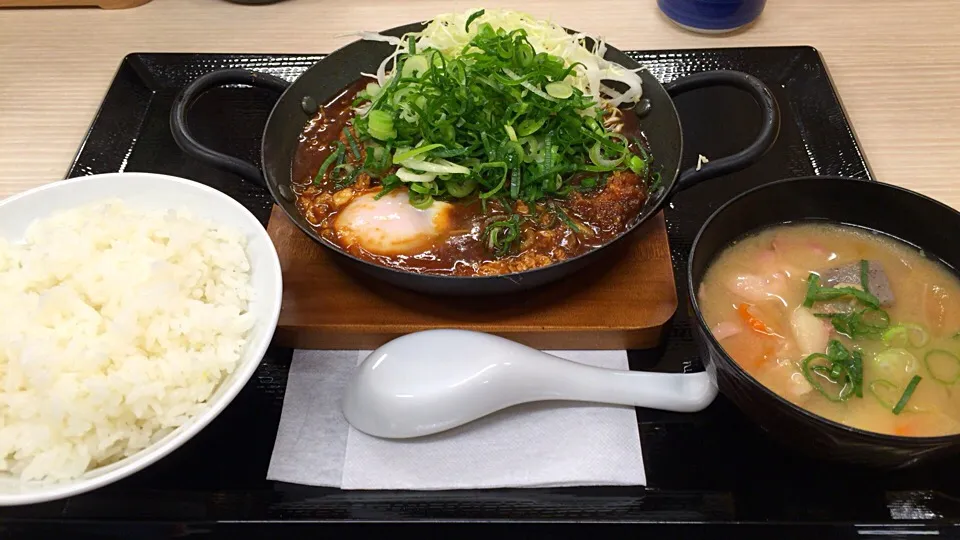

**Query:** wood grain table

left=1, top=0, right=958, bottom=207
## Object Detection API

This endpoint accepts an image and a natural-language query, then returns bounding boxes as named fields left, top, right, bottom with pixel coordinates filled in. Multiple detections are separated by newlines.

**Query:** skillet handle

left=170, top=69, right=290, bottom=186
left=665, top=70, right=780, bottom=193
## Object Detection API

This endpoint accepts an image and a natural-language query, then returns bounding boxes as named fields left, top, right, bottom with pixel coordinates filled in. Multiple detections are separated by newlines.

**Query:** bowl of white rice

left=0, top=172, right=282, bottom=505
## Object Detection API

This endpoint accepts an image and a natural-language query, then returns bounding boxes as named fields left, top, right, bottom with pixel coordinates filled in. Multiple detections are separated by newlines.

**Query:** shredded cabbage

left=357, top=8, right=644, bottom=109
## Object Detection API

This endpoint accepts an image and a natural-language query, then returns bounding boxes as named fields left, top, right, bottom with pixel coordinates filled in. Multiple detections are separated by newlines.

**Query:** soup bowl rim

left=687, top=174, right=960, bottom=445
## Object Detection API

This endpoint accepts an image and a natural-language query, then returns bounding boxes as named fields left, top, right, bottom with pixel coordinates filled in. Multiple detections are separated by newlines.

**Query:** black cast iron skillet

left=688, top=176, right=960, bottom=468
left=171, top=22, right=780, bottom=296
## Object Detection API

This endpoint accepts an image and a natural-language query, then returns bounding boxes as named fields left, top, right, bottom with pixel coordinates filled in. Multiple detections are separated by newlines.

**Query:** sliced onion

left=607, top=88, right=643, bottom=107
left=396, top=168, right=438, bottom=183
left=375, top=51, right=402, bottom=88
left=352, top=31, right=403, bottom=46
left=362, top=10, right=647, bottom=109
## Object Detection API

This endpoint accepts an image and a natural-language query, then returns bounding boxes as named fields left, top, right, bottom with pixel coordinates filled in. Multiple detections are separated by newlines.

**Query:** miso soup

left=698, top=222, right=960, bottom=437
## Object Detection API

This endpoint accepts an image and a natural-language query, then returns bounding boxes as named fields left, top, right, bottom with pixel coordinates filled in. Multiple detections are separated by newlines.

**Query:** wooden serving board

left=0, top=0, right=150, bottom=8
left=268, top=205, right=678, bottom=350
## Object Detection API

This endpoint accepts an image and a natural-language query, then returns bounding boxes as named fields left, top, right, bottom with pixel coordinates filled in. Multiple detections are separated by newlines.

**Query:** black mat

left=3, top=48, right=955, bottom=538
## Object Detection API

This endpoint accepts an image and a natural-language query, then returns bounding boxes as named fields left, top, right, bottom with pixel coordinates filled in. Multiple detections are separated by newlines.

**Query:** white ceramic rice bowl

left=0, top=172, right=282, bottom=506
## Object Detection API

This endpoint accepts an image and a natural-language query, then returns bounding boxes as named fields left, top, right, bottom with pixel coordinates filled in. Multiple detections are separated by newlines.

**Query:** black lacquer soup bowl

left=688, top=176, right=960, bottom=468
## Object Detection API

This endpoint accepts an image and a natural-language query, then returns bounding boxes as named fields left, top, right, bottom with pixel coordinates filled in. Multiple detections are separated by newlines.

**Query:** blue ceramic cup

left=658, top=0, right=767, bottom=33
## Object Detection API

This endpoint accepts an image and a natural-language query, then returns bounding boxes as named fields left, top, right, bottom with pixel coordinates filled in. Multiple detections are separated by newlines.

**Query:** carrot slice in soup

left=738, top=303, right=777, bottom=336
left=894, top=423, right=915, bottom=437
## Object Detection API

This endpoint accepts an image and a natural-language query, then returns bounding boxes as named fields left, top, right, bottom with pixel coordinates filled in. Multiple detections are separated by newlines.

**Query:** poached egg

left=334, top=189, right=454, bottom=256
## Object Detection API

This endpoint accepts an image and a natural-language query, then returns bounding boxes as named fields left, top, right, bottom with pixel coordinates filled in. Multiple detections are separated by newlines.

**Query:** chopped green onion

left=365, top=82, right=381, bottom=97
left=893, top=375, right=922, bottom=415
left=408, top=180, right=437, bottom=195
left=869, top=379, right=898, bottom=409
left=552, top=204, right=582, bottom=234
left=545, top=81, right=573, bottom=99
left=859, top=308, right=889, bottom=328
left=881, top=326, right=907, bottom=347
left=802, top=353, right=851, bottom=402
left=923, top=349, right=960, bottom=384
left=628, top=154, right=647, bottom=175
left=446, top=179, right=477, bottom=198
left=343, top=128, right=361, bottom=160
left=409, top=191, right=434, bottom=209
left=818, top=286, right=880, bottom=308
left=837, top=286, right=880, bottom=307
left=352, top=27, right=654, bottom=210
left=464, top=9, right=485, bottom=32
left=850, top=349, right=864, bottom=398
left=367, top=110, right=397, bottom=141
left=588, top=141, right=626, bottom=170
left=882, top=324, right=930, bottom=348
left=477, top=161, right=508, bottom=198
left=873, top=348, right=918, bottom=384
left=334, top=165, right=362, bottom=190
left=374, top=174, right=401, bottom=200
left=313, top=143, right=344, bottom=185
left=394, top=143, right=445, bottom=164
left=516, top=42, right=535, bottom=68
left=815, top=307, right=890, bottom=339
left=509, top=161, right=521, bottom=198
left=800, top=340, right=863, bottom=402
left=401, top=54, right=430, bottom=78
left=803, top=272, right=881, bottom=309
left=484, top=214, right=521, bottom=255
left=516, top=117, right=545, bottom=137
left=363, top=143, right=393, bottom=177
left=803, top=274, right=821, bottom=308
left=650, top=171, right=663, bottom=191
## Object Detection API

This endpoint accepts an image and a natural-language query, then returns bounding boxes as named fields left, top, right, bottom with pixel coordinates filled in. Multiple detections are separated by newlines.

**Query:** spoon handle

left=535, top=357, right=717, bottom=413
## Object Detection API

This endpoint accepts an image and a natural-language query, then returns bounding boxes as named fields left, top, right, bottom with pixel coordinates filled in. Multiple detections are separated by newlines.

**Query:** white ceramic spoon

left=342, top=329, right=718, bottom=439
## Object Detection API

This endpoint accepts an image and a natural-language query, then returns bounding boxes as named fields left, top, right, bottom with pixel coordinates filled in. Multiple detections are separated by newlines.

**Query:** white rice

left=0, top=199, right=254, bottom=481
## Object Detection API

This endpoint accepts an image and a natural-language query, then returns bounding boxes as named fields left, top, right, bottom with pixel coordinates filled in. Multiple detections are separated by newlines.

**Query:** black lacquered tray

left=3, top=47, right=958, bottom=538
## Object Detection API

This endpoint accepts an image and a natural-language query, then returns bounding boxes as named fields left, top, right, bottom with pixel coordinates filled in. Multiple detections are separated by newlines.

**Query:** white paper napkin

left=267, top=349, right=646, bottom=490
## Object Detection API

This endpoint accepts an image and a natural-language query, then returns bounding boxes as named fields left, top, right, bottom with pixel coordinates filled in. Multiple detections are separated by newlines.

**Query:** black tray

left=3, top=48, right=958, bottom=539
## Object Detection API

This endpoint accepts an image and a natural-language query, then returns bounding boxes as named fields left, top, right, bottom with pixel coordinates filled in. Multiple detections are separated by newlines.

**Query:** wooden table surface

left=1, top=0, right=958, bottom=206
